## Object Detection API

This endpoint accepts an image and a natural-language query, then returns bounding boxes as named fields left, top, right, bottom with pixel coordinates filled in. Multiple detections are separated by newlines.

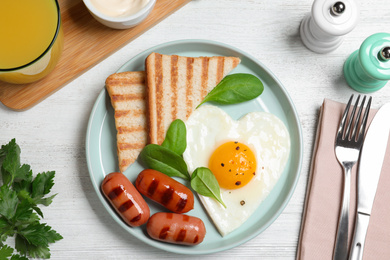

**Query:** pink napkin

left=297, top=99, right=390, bottom=260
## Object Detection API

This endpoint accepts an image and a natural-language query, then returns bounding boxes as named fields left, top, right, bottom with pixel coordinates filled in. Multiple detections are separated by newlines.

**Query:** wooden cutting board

left=0, top=0, right=190, bottom=111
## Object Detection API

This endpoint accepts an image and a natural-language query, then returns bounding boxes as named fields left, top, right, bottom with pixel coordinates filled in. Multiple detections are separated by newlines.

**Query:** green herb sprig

left=0, top=139, right=62, bottom=259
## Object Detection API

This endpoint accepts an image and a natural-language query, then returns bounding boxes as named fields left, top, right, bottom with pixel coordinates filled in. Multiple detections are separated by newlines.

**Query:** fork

left=333, top=94, right=371, bottom=260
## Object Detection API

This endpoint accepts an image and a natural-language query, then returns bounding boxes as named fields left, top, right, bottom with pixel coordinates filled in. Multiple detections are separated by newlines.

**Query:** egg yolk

left=208, top=141, right=257, bottom=190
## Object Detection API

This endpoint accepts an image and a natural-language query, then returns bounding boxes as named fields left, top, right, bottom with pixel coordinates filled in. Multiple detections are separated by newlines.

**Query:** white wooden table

left=1, top=0, right=389, bottom=259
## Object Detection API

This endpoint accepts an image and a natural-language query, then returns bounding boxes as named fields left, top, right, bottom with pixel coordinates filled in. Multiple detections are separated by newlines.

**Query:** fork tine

left=350, top=95, right=366, bottom=140
left=357, top=96, right=372, bottom=140
left=345, top=95, right=360, bottom=140
left=337, top=94, right=354, bottom=139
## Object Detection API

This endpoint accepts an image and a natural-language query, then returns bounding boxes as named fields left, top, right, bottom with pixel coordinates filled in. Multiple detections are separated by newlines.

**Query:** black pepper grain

left=221, top=163, right=224, bottom=167
left=240, top=200, right=245, bottom=206
left=235, top=181, right=241, bottom=186
left=236, top=146, right=240, bottom=150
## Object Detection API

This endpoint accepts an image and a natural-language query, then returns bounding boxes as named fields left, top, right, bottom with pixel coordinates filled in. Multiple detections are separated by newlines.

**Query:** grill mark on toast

left=232, top=58, right=240, bottom=68
left=106, top=77, right=144, bottom=85
left=131, top=109, right=144, bottom=117
left=115, top=109, right=144, bottom=118
left=115, top=110, right=130, bottom=117
left=155, top=53, right=164, bottom=144
left=120, top=159, right=132, bottom=169
left=186, top=57, right=194, bottom=118
left=118, top=143, right=145, bottom=150
left=171, top=55, right=179, bottom=119
left=105, top=72, right=145, bottom=86
left=112, top=93, right=145, bottom=102
left=117, top=126, right=145, bottom=134
left=216, top=57, right=225, bottom=84
left=201, top=57, right=210, bottom=99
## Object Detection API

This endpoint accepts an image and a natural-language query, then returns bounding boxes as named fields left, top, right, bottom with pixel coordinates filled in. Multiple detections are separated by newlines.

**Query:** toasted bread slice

left=145, top=53, right=240, bottom=144
left=105, top=71, right=147, bottom=173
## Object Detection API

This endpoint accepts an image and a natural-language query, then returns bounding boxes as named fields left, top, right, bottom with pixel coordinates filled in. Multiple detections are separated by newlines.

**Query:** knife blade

left=349, top=103, right=390, bottom=260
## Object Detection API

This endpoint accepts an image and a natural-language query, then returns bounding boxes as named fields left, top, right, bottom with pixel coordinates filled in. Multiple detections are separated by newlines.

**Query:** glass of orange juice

left=0, top=0, right=64, bottom=84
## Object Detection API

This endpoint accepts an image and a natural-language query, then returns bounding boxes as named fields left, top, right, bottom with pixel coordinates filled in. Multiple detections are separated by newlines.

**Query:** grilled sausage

left=135, top=169, right=194, bottom=213
left=101, top=172, right=150, bottom=227
left=147, top=212, right=206, bottom=245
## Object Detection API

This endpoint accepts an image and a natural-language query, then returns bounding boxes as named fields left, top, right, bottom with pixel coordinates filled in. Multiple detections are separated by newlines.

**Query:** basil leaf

left=197, top=73, right=263, bottom=108
left=139, top=144, right=190, bottom=180
left=190, top=167, right=226, bottom=208
left=161, top=119, right=187, bottom=155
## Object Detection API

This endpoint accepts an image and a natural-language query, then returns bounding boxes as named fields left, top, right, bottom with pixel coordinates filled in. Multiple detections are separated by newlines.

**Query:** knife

left=349, top=103, right=390, bottom=260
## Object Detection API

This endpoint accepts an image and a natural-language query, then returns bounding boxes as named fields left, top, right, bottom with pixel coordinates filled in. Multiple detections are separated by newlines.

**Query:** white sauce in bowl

left=90, top=0, right=150, bottom=17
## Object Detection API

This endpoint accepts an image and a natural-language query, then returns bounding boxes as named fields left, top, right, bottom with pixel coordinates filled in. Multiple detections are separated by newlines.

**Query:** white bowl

left=83, top=0, right=156, bottom=29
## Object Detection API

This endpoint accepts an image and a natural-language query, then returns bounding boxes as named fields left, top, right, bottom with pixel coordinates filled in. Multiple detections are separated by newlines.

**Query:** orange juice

left=0, top=0, right=63, bottom=84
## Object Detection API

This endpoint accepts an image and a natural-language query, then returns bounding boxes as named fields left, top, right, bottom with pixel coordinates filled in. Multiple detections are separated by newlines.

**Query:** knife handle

left=349, top=212, right=370, bottom=260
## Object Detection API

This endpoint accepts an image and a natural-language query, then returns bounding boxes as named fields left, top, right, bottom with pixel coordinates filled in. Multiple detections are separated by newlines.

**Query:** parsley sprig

left=0, top=139, right=62, bottom=259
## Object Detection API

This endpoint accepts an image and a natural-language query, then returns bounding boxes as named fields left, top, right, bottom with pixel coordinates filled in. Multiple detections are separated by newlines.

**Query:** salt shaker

left=344, top=33, right=390, bottom=93
left=300, top=0, right=359, bottom=53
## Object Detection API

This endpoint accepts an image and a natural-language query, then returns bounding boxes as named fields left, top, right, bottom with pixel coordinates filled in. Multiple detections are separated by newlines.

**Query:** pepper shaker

left=300, top=0, right=359, bottom=53
left=344, top=33, right=390, bottom=93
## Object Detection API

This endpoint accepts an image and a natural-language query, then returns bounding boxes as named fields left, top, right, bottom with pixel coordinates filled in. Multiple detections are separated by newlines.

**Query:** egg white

left=183, top=105, right=290, bottom=236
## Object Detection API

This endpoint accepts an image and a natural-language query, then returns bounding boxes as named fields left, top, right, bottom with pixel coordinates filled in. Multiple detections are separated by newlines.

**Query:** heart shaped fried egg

left=183, top=105, right=290, bottom=236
